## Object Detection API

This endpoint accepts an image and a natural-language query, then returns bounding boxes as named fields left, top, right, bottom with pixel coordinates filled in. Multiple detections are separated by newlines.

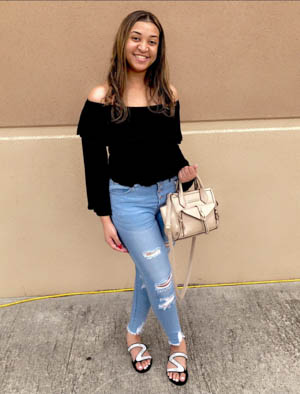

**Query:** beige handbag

left=160, top=174, right=220, bottom=302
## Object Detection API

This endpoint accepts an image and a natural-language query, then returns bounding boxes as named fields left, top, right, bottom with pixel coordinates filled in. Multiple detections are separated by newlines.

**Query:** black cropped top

left=77, top=99, right=194, bottom=216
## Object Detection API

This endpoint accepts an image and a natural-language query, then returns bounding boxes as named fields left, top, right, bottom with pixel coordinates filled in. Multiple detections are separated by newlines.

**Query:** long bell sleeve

left=175, top=101, right=196, bottom=191
left=77, top=100, right=112, bottom=216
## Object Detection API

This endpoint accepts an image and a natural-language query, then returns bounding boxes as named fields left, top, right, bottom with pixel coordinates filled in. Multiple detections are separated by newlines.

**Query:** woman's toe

left=173, top=372, right=179, bottom=381
left=180, top=372, right=186, bottom=382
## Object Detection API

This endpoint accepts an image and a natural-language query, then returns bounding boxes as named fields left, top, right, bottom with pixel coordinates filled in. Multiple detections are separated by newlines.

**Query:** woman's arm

left=170, top=84, right=198, bottom=189
left=77, top=89, right=128, bottom=252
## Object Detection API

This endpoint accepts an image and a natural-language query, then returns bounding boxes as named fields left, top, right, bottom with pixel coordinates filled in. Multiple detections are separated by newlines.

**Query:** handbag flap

left=182, top=202, right=216, bottom=220
left=170, top=188, right=216, bottom=212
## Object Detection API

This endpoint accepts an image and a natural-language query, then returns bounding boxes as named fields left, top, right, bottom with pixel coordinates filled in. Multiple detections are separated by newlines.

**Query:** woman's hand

left=178, top=164, right=198, bottom=183
left=101, top=218, right=128, bottom=253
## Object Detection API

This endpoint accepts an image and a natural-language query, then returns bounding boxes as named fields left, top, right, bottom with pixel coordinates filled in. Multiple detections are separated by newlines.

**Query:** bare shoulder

left=87, top=83, right=109, bottom=103
left=169, top=84, right=179, bottom=102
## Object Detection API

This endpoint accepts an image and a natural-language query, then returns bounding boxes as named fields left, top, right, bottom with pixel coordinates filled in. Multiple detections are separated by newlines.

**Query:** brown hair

left=102, top=10, right=177, bottom=123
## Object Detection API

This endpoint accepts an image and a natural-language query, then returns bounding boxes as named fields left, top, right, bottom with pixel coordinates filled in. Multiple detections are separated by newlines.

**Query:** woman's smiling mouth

left=134, top=54, right=149, bottom=62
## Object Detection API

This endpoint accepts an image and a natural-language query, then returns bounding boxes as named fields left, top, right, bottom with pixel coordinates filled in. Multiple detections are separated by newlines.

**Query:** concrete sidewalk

left=0, top=282, right=300, bottom=394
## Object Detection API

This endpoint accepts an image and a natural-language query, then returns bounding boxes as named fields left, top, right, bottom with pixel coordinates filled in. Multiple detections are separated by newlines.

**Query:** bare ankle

left=127, top=331, right=139, bottom=336
left=126, top=331, right=141, bottom=342
left=170, top=338, right=186, bottom=350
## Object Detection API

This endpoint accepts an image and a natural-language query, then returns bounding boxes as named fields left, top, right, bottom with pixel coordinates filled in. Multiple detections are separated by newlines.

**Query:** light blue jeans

left=109, top=175, right=185, bottom=346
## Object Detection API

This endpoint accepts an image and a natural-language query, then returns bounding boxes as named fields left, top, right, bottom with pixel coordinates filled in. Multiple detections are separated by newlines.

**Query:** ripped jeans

left=109, top=175, right=185, bottom=346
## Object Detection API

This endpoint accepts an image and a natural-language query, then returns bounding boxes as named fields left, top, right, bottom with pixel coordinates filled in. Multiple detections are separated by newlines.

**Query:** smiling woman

left=125, top=21, right=159, bottom=73
left=77, top=9, right=196, bottom=386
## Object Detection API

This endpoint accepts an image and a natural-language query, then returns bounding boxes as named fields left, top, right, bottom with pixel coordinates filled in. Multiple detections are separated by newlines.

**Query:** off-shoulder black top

left=77, top=99, right=194, bottom=216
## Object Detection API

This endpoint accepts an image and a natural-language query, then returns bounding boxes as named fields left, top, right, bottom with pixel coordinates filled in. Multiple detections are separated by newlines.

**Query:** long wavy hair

left=102, top=10, right=177, bottom=123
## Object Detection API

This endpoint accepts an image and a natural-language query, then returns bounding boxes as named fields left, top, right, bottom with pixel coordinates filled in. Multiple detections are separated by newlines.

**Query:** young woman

left=77, top=10, right=198, bottom=386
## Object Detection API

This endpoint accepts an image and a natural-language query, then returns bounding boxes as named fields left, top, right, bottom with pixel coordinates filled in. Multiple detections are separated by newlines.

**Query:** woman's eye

left=132, top=37, right=157, bottom=45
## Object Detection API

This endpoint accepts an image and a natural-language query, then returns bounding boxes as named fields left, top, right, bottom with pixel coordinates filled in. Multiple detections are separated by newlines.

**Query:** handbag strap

left=165, top=193, right=197, bottom=302
left=167, top=230, right=197, bottom=302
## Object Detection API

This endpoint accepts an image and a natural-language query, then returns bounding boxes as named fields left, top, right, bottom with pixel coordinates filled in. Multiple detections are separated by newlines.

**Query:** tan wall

left=1, top=2, right=300, bottom=297
left=1, top=1, right=299, bottom=125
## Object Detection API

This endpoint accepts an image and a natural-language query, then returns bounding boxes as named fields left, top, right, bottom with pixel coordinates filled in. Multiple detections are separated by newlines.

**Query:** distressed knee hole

left=158, top=295, right=175, bottom=310
left=156, top=274, right=175, bottom=309
left=155, top=273, right=173, bottom=290
left=142, top=246, right=161, bottom=260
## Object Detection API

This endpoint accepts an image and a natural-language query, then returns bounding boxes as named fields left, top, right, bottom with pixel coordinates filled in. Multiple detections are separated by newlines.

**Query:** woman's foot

left=167, top=337, right=187, bottom=383
left=126, top=331, right=152, bottom=371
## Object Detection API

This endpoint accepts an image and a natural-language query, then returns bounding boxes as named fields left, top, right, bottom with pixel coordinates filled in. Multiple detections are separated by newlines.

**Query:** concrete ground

left=0, top=282, right=300, bottom=394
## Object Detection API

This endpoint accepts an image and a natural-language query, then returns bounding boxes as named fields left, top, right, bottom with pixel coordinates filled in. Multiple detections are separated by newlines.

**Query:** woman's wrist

left=100, top=215, right=112, bottom=224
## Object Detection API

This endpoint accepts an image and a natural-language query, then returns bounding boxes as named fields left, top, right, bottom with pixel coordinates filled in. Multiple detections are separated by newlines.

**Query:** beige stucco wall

left=1, top=1, right=300, bottom=124
left=1, top=2, right=299, bottom=297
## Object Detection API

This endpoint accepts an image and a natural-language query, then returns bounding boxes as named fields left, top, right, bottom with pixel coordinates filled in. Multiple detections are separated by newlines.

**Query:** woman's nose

left=138, top=43, right=148, bottom=51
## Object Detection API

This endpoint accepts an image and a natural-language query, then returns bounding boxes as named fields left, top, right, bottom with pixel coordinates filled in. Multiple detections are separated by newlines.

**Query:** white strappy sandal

left=127, top=343, right=152, bottom=373
left=166, top=352, right=189, bottom=386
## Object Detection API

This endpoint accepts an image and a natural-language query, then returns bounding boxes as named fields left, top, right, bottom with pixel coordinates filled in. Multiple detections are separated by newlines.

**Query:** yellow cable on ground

left=1, top=278, right=300, bottom=309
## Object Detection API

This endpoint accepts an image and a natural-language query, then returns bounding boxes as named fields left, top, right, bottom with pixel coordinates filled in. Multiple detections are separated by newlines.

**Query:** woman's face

left=125, top=21, right=160, bottom=73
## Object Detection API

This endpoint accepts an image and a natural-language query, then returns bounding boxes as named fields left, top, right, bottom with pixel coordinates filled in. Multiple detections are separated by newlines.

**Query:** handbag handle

left=178, top=174, right=208, bottom=207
